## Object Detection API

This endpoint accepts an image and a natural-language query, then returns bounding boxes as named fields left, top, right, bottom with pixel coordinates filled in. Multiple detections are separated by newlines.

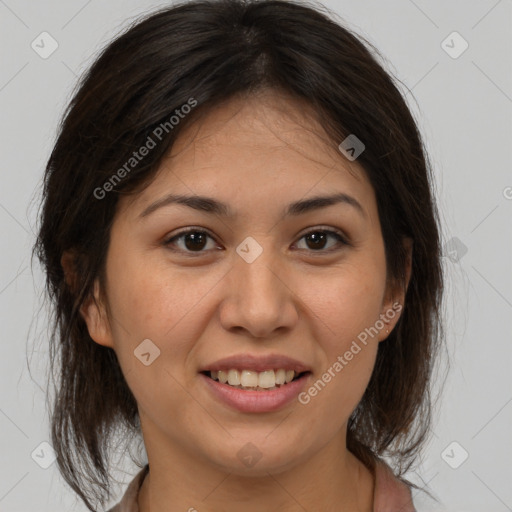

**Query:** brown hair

left=33, top=0, right=445, bottom=509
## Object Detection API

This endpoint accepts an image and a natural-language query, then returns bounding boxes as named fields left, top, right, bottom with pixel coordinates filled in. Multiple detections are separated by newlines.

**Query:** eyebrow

left=138, top=192, right=366, bottom=220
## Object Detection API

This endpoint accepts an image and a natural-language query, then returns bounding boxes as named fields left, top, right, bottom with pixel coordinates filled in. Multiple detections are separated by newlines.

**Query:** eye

left=294, top=228, right=348, bottom=253
left=163, top=228, right=218, bottom=255
left=163, top=226, right=349, bottom=256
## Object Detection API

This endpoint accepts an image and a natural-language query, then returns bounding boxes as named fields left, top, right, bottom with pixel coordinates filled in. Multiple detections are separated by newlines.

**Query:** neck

left=137, top=425, right=375, bottom=512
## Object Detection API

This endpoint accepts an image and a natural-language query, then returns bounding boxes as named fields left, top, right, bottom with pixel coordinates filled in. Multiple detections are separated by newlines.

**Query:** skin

left=76, top=89, right=412, bottom=512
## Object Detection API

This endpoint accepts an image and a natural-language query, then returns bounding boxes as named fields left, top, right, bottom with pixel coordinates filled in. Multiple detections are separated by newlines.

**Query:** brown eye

left=295, top=229, right=348, bottom=252
left=164, top=227, right=349, bottom=256
left=164, top=229, right=217, bottom=253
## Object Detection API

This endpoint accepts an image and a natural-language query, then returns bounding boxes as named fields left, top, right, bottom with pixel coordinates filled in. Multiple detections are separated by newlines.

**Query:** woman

left=34, top=0, right=444, bottom=510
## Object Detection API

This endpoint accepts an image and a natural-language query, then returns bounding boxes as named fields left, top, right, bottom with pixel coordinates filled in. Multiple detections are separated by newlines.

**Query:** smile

left=205, top=369, right=306, bottom=390
left=200, top=370, right=312, bottom=413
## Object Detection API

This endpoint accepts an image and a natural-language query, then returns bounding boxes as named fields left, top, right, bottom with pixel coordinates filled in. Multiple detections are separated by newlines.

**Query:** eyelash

left=163, top=226, right=350, bottom=256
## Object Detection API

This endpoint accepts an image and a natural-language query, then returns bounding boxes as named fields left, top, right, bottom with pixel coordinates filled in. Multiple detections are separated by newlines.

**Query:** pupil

left=185, top=232, right=206, bottom=251
left=307, top=232, right=326, bottom=250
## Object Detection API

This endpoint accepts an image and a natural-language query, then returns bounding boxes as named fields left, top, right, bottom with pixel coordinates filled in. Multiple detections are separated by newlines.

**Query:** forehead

left=122, top=90, right=375, bottom=219
left=171, top=90, right=362, bottom=177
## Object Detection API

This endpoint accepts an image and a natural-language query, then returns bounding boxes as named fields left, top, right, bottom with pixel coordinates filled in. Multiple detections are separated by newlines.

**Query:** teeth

left=275, top=369, right=286, bottom=385
left=258, top=370, right=275, bottom=389
left=227, top=369, right=240, bottom=386
left=209, top=369, right=301, bottom=389
left=240, top=370, right=259, bottom=387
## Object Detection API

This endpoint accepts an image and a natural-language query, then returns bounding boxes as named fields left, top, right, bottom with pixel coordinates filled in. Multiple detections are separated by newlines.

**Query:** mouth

left=199, top=368, right=312, bottom=413
left=200, top=369, right=311, bottom=391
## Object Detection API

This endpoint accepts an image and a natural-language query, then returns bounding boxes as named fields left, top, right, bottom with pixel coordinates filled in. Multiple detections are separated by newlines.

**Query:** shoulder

left=373, top=458, right=416, bottom=512
left=106, top=464, right=149, bottom=512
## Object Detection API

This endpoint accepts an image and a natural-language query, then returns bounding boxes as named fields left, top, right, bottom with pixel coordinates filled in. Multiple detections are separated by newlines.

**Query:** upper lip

left=200, top=354, right=312, bottom=373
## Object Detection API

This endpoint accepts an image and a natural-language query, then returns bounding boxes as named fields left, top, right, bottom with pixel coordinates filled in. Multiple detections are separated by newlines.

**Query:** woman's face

left=82, top=90, right=408, bottom=476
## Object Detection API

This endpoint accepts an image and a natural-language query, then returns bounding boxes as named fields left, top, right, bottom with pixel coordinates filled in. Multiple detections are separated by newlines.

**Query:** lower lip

left=200, top=372, right=311, bottom=413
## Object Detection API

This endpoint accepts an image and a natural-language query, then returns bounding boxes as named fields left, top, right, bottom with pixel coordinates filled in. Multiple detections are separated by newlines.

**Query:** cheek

left=104, top=251, right=225, bottom=359
left=297, top=261, right=385, bottom=349
left=103, top=255, right=214, bottom=415
left=292, top=261, right=383, bottom=411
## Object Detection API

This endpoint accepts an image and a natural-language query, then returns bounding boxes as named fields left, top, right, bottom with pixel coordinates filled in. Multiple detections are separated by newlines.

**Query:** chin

left=204, top=438, right=306, bottom=477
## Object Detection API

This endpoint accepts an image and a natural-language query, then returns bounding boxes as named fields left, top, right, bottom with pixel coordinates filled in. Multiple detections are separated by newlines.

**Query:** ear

left=378, top=237, right=413, bottom=341
left=61, top=251, right=114, bottom=348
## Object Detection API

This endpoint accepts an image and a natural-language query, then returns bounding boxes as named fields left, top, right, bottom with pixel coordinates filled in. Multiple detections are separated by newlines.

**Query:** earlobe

left=79, top=279, right=114, bottom=348
left=378, top=300, right=403, bottom=342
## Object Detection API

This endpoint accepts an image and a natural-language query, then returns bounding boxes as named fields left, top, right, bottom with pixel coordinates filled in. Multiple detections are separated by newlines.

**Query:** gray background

left=1, top=0, right=511, bottom=510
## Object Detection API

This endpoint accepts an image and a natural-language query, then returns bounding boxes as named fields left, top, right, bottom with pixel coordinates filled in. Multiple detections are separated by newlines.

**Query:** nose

left=218, top=242, right=299, bottom=339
